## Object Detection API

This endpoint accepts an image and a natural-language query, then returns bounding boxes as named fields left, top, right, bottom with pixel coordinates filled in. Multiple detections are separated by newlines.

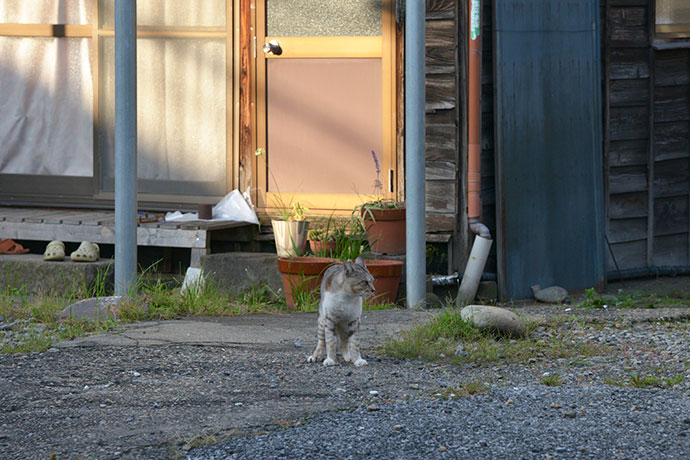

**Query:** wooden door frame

left=248, top=0, right=400, bottom=216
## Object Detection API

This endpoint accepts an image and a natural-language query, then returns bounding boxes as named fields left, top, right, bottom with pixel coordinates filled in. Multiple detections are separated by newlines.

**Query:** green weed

left=382, top=307, right=600, bottom=364
left=541, top=373, right=563, bottom=386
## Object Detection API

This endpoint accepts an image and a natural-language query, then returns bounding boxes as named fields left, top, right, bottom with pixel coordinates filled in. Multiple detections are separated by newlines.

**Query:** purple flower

left=370, top=150, right=383, bottom=195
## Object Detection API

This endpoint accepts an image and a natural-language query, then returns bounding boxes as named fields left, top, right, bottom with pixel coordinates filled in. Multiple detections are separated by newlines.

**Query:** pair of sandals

left=44, top=241, right=100, bottom=262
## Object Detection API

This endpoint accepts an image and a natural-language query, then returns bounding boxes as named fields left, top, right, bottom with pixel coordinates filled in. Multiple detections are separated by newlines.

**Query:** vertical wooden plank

left=396, top=15, right=405, bottom=201
left=228, top=0, right=236, bottom=192
left=646, top=5, right=655, bottom=267
left=604, top=0, right=611, bottom=266
left=238, top=0, right=253, bottom=194
left=456, top=0, right=469, bottom=272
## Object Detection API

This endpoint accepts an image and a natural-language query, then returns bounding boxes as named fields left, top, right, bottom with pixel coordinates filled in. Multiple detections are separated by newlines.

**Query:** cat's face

left=343, top=257, right=375, bottom=298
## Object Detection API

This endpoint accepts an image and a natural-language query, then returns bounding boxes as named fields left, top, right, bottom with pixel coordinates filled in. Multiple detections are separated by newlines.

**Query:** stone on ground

left=57, top=296, right=124, bottom=321
left=461, top=305, right=526, bottom=337
left=531, top=285, right=569, bottom=303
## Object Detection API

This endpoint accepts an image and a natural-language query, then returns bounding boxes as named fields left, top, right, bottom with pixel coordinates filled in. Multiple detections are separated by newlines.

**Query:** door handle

left=263, top=40, right=283, bottom=56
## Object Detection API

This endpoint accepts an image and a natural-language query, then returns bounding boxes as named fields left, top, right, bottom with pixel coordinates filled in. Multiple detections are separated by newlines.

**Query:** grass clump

left=541, top=373, right=563, bottom=386
left=382, top=306, right=599, bottom=365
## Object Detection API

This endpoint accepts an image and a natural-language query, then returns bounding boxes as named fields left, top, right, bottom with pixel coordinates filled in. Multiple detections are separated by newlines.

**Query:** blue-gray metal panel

left=493, top=0, right=605, bottom=300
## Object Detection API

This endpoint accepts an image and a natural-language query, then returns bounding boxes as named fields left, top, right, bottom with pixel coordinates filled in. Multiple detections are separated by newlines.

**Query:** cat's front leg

left=322, top=320, right=337, bottom=366
left=307, top=322, right=326, bottom=363
left=346, top=320, right=367, bottom=366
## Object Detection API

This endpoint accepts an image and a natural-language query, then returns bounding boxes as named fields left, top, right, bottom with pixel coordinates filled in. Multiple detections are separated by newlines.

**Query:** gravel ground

left=187, top=386, right=690, bottom=460
left=1, top=279, right=690, bottom=459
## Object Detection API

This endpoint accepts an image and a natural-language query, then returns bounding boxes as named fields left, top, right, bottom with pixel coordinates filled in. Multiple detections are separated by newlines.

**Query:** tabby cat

left=307, top=257, right=375, bottom=367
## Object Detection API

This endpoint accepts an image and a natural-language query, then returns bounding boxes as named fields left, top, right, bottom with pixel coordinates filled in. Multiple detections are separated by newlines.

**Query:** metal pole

left=405, top=0, right=426, bottom=307
left=114, top=0, right=138, bottom=296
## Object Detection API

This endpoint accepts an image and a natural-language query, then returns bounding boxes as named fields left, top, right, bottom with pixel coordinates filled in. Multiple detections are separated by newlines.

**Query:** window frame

left=655, top=0, right=690, bottom=39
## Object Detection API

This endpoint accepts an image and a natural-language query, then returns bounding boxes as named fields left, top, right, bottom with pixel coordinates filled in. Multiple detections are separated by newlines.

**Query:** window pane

left=99, top=0, right=226, bottom=28
left=98, top=37, right=226, bottom=191
left=656, top=0, right=690, bottom=25
left=0, top=0, right=93, bottom=24
left=267, top=0, right=381, bottom=37
left=0, top=37, right=93, bottom=176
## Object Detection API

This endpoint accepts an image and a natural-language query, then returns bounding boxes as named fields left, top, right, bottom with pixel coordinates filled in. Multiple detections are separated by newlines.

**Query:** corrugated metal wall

left=493, top=0, right=606, bottom=299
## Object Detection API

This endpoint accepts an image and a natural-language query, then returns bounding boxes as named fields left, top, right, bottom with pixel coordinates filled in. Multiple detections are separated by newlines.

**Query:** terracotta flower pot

left=365, top=259, right=404, bottom=305
left=277, top=256, right=336, bottom=310
left=361, top=207, right=406, bottom=255
left=309, top=240, right=337, bottom=257
left=272, top=220, right=310, bottom=258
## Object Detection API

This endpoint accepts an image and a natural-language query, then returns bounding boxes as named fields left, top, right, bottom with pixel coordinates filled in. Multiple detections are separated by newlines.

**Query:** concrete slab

left=56, top=309, right=435, bottom=350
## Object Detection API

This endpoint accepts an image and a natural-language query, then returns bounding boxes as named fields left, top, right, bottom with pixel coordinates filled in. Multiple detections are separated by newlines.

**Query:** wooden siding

left=604, top=0, right=690, bottom=271
left=425, top=0, right=464, bottom=270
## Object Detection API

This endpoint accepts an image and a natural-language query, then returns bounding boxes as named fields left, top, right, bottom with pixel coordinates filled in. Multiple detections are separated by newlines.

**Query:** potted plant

left=357, top=150, right=406, bottom=255
left=358, top=199, right=406, bottom=256
left=271, top=201, right=310, bottom=258
left=307, top=227, right=337, bottom=257
left=278, top=214, right=404, bottom=309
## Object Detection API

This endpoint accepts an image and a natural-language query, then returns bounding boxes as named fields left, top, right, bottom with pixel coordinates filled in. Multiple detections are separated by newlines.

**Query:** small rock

left=367, top=404, right=380, bottom=412
left=57, top=296, right=128, bottom=322
left=563, top=412, right=577, bottom=418
left=153, top=403, right=160, bottom=408
left=392, top=425, right=403, bottom=431
left=438, top=446, right=447, bottom=452
left=505, top=399, right=514, bottom=405
left=132, top=371, right=141, bottom=377
left=683, top=418, right=690, bottom=425
left=369, top=390, right=379, bottom=396
left=454, top=345, right=468, bottom=357
left=550, top=403, right=562, bottom=409
left=531, top=285, right=569, bottom=303
left=235, top=402, right=243, bottom=407
left=47, top=348, right=59, bottom=353
left=294, top=342, right=302, bottom=348
left=461, top=305, right=527, bottom=337
left=409, top=383, right=420, bottom=390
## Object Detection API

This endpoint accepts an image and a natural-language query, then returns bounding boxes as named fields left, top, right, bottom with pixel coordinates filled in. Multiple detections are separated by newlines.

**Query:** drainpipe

left=114, top=0, right=138, bottom=296
left=405, top=0, right=426, bottom=308
left=457, top=0, right=493, bottom=305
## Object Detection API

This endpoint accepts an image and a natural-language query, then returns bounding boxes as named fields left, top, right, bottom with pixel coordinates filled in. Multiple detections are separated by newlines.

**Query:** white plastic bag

left=165, top=188, right=259, bottom=224
left=212, top=188, right=259, bottom=225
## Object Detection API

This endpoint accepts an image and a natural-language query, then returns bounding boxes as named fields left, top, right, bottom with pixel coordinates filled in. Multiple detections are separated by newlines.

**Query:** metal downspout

left=114, top=0, right=138, bottom=296
left=457, top=0, right=493, bottom=305
left=405, top=0, right=426, bottom=308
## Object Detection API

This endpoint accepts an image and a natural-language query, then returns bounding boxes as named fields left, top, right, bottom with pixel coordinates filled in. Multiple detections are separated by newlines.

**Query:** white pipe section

left=457, top=236, right=493, bottom=306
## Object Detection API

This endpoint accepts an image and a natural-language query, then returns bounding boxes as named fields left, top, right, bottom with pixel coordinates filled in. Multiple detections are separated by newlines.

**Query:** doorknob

left=263, top=40, right=282, bottom=56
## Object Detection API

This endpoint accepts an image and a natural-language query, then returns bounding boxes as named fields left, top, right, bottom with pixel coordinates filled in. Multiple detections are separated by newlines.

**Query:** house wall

left=425, top=0, right=466, bottom=272
left=604, top=0, right=690, bottom=271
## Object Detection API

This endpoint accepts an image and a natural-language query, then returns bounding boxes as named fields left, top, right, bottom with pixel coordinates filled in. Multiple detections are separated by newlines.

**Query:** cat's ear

left=354, top=256, right=366, bottom=268
left=343, top=260, right=353, bottom=274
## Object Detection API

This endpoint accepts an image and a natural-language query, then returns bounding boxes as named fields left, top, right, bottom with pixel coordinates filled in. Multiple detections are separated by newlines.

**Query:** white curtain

left=98, top=1, right=227, bottom=187
left=0, top=0, right=93, bottom=176
left=656, top=0, right=690, bottom=25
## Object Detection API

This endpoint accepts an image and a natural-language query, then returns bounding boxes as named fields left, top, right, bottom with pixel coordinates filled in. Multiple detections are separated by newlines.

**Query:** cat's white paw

left=343, top=352, right=351, bottom=362
left=354, top=358, right=368, bottom=367
left=323, top=357, right=336, bottom=367
left=307, top=355, right=316, bottom=363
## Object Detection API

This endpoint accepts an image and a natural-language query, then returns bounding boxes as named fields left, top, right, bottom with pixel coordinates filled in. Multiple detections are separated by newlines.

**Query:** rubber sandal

left=0, top=238, right=30, bottom=254
left=43, top=240, right=65, bottom=261
left=70, top=241, right=100, bottom=262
